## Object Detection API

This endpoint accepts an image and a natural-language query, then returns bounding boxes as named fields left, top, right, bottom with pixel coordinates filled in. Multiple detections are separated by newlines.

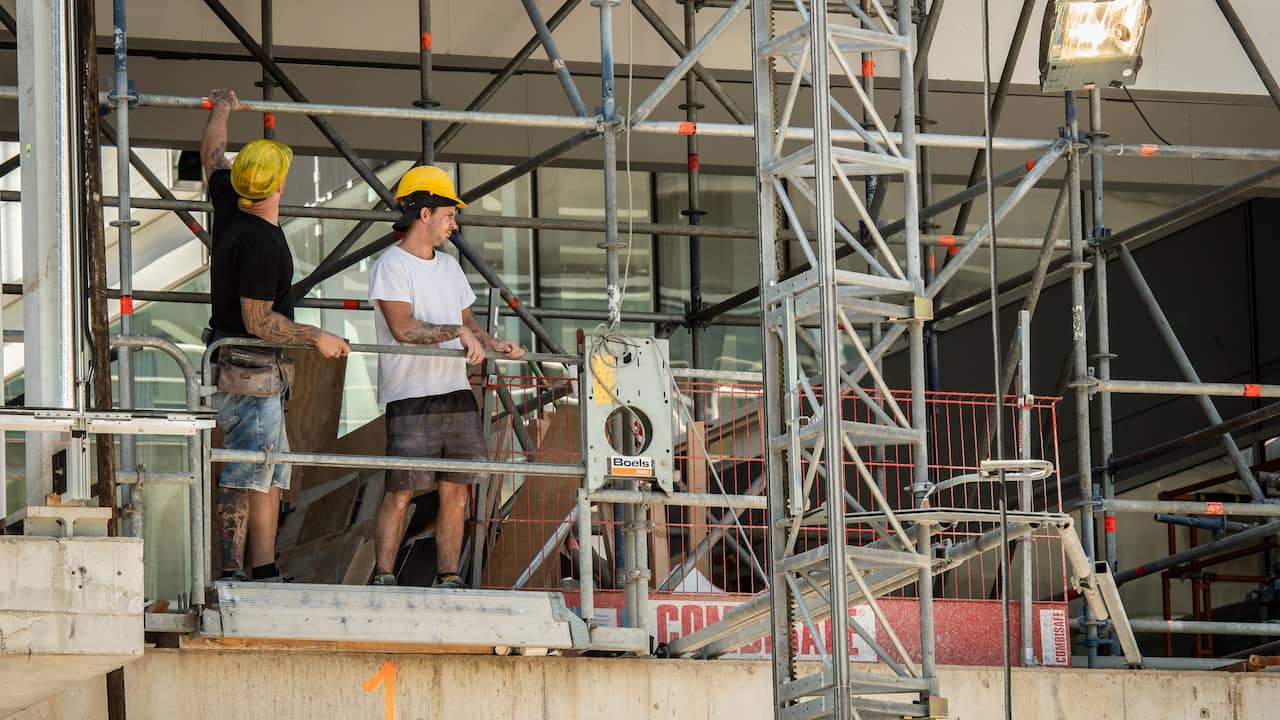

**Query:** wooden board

left=289, top=414, right=388, bottom=499
left=281, top=348, right=347, bottom=454
left=296, top=476, right=359, bottom=546
left=277, top=472, right=360, bottom=553
left=667, top=421, right=709, bottom=582
left=341, top=538, right=376, bottom=585
left=278, top=519, right=375, bottom=585
left=481, top=406, right=581, bottom=589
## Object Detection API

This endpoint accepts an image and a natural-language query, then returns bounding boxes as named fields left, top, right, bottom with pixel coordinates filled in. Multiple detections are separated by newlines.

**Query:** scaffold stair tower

left=749, top=0, right=936, bottom=717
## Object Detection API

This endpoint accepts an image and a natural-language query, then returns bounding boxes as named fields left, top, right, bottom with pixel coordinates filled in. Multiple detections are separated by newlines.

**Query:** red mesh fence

left=472, top=374, right=1066, bottom=606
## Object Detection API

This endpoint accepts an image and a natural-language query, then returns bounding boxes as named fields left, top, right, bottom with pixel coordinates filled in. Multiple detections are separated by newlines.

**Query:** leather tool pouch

left=215, top=346, right=295, bottom=398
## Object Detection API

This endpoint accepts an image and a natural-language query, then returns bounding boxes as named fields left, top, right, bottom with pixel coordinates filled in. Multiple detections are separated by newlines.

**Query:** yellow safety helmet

left=230, top=139, right=293, bottom=202
left=392, top=165, right=466, bottom=232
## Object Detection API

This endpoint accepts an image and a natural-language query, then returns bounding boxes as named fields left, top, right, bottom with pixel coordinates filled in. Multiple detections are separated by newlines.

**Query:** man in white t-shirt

left=367, top=165, right=524, bottom=588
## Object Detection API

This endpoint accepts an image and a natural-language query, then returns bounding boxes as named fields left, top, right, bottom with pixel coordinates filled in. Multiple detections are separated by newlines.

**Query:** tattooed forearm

left=402, top=322, right=463, bottom=345
left=201, top=89, right=237, bottom=177
left=217, top=486, right=250, bottom=573
left=240, top=297, right=322, bottom=345
left=463, top=316, right=501, bottom=351
left=206, top=147, right=231, bottom=173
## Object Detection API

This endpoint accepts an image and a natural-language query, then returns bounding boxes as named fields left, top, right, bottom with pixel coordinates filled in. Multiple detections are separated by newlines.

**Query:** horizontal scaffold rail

left=0, top=87, right=1271, bottom=162
left=0, top=191, right=1069, bottom=250
left=210, top=447, right=585, bottom=477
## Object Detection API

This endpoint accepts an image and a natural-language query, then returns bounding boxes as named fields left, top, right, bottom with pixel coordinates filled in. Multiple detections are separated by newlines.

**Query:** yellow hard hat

left=230, top=139, right=293, bottom=201
left=392, top=165, right=466, bottom=232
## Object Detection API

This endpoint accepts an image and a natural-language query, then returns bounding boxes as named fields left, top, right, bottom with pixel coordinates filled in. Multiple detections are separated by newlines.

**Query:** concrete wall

left=0, top=536, right=144, bottom=717
left=7, top=649, right=1279, bottom=720
left=0, top=0, right=1273, bottom=194
left=85, top=0, right=1280, bottom=98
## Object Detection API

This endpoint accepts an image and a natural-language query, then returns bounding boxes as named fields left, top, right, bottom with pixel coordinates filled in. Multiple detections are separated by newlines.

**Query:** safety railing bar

left=587, top=488, right=767, bottom=510
left=200, top=336, right=580, bottom=384
left=210, top=447, right=585, bottom=477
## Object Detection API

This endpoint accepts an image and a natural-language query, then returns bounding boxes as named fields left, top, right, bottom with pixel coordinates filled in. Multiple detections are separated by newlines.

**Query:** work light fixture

left=1039, top=0, right=1152, bottom=93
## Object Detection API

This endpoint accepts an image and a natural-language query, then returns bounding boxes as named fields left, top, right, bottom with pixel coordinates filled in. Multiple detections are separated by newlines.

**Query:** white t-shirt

left=368, top=245, right=478, bottom=404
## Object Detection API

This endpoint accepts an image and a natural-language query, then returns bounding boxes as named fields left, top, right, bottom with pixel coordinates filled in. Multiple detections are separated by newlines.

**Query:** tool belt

left=215, top=345, right=295, bottom=398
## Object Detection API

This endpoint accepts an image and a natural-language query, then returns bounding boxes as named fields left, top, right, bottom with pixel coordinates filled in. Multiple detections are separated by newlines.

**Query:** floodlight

left=1039, top=0, right=1152, bottom=93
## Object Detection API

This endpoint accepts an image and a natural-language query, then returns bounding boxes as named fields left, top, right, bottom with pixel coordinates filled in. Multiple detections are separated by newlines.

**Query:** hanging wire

left=979, top=0, right=1012, bottom=717
left=619, top=0, right=637, bottom=329
left=1121, top=86, right=1173, bottom=145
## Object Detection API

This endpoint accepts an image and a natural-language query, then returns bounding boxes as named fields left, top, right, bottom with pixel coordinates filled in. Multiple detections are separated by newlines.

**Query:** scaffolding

left=3, top=0, right=1280, bottom=716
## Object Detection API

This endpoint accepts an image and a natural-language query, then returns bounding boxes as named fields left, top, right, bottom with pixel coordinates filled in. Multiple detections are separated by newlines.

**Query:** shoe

left=432, top=573, right=466, bottom=589
left=218, top=569, right=248, bottom=582
left=370, top=572, right=397, bottom=587
left=251, top=574, right=293, bottom=583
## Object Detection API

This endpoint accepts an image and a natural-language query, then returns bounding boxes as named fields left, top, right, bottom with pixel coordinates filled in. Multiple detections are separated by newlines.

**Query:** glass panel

left=457, top=163, right=535, bottom=350
left=655, top=172, right=763, bottom=372
left=536, top=167, right=654, bottom=351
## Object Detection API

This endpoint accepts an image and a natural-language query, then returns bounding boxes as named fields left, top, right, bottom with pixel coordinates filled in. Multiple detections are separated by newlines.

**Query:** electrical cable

left=1121, top=86, right=1172, bottom=146
left=979, top=0, right=1012, bottom=718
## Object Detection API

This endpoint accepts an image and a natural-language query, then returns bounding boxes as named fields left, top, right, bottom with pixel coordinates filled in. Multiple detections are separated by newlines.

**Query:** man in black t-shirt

left=202, top=88, right=350, bottom=582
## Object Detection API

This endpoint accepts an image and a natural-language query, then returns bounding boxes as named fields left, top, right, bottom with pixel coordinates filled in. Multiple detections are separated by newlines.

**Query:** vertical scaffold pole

left=683, top=0, right=705, bottom=391
left=595, top=0, right=621, bottom=328
left=809, top=1, right=851, bottom=712
left=748, top=0, right=796, bottom=706
left=112, top=0, right=139, bottom=532
left=418, top=0, right=435, bottom=164
left=1089, top=87, right=1117, bottom=573
left=900, top=0, right=935, bottom=689
left=259, top=0, right=275, bottom=140
left=1018, top=309, right=1035, bottom=666
left=1065, top=90, right=1098, bottom=668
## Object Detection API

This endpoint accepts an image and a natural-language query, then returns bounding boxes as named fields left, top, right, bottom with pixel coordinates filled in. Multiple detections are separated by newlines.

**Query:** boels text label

left=609, top=456, right=655, bottom=477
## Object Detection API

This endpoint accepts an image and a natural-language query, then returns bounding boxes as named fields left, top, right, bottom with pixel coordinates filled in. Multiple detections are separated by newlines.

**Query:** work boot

left=432, top=573, right=466, bottom=589
left=370, top=572, right=397, bottom=587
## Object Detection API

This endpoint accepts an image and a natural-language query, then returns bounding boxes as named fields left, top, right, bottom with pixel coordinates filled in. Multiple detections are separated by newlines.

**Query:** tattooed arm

left=241, top=297, right=350, bottom=358
left=201, top=89, right=239, bottom=177
left=462, top=308, right=525, bottom=359
left=376, top=300, right=486, bottom=365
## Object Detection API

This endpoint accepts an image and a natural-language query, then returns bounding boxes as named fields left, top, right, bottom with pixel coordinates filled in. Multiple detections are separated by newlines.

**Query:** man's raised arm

left=201, top=88, right=238, bottom=177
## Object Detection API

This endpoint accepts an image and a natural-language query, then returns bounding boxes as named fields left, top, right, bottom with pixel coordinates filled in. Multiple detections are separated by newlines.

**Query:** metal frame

left=745, top=2, right=939, bottom=715
left=1, top=0, right=1279, bottom=689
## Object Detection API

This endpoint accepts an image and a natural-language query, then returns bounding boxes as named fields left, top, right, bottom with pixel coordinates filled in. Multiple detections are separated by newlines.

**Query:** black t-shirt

left=207, top=169, right=295, bottom=339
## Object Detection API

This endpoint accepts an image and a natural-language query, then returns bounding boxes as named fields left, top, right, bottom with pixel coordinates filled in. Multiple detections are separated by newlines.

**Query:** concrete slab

left=16, top=649, right=1280, bottom=720
left=0, top=536, right=143, bottom=717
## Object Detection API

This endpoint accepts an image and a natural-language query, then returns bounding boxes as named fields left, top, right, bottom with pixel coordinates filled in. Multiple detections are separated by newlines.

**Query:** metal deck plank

left=214, top=582, right=586, bottom=649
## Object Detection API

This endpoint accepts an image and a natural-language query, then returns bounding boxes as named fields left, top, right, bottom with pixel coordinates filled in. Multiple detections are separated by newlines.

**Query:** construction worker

left=368, top=165, right=524, bottom=588
left=201, top=88, right=351, bottom=582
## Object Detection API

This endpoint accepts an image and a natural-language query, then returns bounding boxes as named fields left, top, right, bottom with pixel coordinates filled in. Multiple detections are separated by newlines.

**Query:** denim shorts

left=385, top=390, right=487, bottom=493
left=213, top=390, right=291, bottom=493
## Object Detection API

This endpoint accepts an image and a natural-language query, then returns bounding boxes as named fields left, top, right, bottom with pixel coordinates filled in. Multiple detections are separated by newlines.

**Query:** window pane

left=654, top=173, right=762, bottom=372
left=536, top=167, right=653, bottom=351
left=458, top=163, right=534, bottom=350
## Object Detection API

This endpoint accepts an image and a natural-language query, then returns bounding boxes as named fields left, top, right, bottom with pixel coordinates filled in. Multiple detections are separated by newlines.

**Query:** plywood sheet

left=281, top=349, right=347, bottom=453
left=296, top=477, right=359, bottom=546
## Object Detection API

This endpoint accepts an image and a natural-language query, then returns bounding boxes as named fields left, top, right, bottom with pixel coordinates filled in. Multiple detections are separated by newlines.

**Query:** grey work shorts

left=384, top=389, right=487, bottom=493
